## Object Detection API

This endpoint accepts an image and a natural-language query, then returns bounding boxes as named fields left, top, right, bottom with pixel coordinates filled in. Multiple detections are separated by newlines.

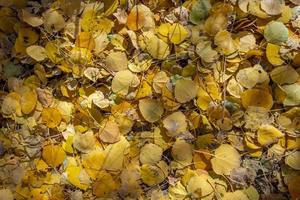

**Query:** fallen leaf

left=42, top=144, right=66, bottom=167
left=211, top=144, right=241, bottom=175
left=139, top=98, right=164, bottom=123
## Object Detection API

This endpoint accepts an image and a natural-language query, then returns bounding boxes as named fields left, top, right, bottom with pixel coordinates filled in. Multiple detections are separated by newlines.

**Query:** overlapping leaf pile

left=0, top=0, right=300, bottom=199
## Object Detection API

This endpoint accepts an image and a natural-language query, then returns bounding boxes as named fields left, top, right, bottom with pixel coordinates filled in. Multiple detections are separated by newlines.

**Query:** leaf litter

left=0, top=0, right=300, bottom=199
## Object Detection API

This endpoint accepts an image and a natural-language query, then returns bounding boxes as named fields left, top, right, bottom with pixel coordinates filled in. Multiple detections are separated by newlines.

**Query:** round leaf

left=211, top=144, right=241, bottom=175
left=139, top=98, right=164, bottom=123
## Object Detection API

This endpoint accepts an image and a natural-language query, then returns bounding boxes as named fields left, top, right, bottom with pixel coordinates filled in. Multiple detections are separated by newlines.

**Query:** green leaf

left=189, top=0, right=211, bottom=25
left=264, top=21, right=288, bottom=44
left=282, top=83, right=300, bottom=106
left=3, top=62, right=23, bottom=79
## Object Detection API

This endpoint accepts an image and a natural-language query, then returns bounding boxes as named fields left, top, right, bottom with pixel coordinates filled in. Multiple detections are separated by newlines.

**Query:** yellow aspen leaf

left=153, top=71, right=169, bottom=93
left=21, top=9, right=44, bottom=27
left=204, top=13, right=227, bottom=36
left=42, top=144, right=66, bottom=168
left=257, top=124, right=284, bottom=146
left=241, top=89, right=273, bottom=110
left=214, top=30, right=238, bottom=56
left=171, top=139, right=193, bottom=167
left=45, top=41, right=62, bottom=64
left=17, top=27, right=39, bottom=46
left=62, top=135, right=74, bottom=153
left=163, top=111, right=187, bottom=137
left=139, top=98, right=164, bottom=123
left=43, top=9, right=65, bottom=32
left=99, top=120, right=121, bottom=144
left=227, top=78, right=244, bottom=98
left=139, top=143, right=163, bottom=165
left=73, top=130, right=96, bottom=153
left=127, top=4, right=154, bottom=31
left=193, top=150, right=211, bottom=170
left=70, top=47, right=93, bottom=65
left=42, top=107, right=62, bottom=128
left=75, top=32, right=95, bottom=50
left=187, top=174, right=215, bottom=199
left=141, top=161, right=168, bottom=186
left=174, top=79, right=198, bottom=103
left=285, top=151, right=300, bottom=170
left=112, top=70, right=140, bottom=96
left=157, top=23, right=171, bottom=42
left=211, top=144, right=241, bottom=175
left=162, top=85, right=181, bottom=111
left=168, top=23, right=189, bottom=44
left=103, top=136, right=130, bottom=171
left=1, top=92, right=22, bottom=117
left=146, top=36, right=170, bottom=60
left=266, top=43, right=284, bottom=66
left=105, top=51, right=128, bottom=72
left=222, top=190, right=249, bottom=200
left=0, top=189, right=13, bottom=200
left=66, top=164, right=90, bottom=190
left=270, top=65, right=299, bottom=85
left=19, top=86, right=37, bottom=114
left=261, top=0, right=284, bottom=15
left=136, top=81, right=152, bottom=99
left=82, top=150, right=106, bottom=180
left=92, top=171, right=118, bottom=197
